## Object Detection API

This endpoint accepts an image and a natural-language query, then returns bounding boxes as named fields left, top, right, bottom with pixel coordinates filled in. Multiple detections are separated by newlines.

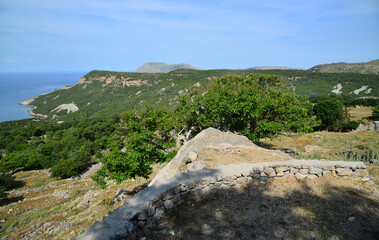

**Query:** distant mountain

left=134, top=62, right=197, bottom=73
left=249, top=66, right=304, bottom=70
left=308, top=59, right=379, bottom=75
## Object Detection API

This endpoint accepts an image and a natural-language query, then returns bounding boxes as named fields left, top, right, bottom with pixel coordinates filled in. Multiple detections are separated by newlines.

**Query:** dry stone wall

left=77, top=160, right=371, bottom=240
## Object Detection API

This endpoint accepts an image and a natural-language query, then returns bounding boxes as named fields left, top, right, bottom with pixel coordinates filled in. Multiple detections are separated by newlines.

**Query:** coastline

left=19, top=95, right=48, bottom=119
left=18, top=80, right=81, bottom=119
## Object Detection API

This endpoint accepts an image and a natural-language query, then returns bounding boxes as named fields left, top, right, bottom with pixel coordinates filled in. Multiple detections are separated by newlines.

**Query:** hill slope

left=21, top=68, right=379, bottom=121
left=134, top=62, right=197, bottom=73
left=309, top=59, right=379, bottom=75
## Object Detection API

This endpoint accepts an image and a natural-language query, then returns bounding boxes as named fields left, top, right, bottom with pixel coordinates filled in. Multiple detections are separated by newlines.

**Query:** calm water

left=0, top=72, right=86, bottom=122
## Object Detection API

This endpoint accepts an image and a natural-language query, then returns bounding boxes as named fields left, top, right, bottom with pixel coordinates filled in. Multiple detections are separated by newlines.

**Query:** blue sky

left=0, top=0, right=378, bottom=72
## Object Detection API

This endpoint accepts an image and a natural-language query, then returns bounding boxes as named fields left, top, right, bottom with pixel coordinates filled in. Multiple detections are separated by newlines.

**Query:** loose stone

left=309, top=167, right=323, bottom=175
left=164, top=200, right=174, bottom=210
left=161, top=190, right=174, bottom=201
left=295, top=173, right=307, bottom=180
left=336, top=168, right=353, bottom=176
left=307, top=174, right=318, bottom=180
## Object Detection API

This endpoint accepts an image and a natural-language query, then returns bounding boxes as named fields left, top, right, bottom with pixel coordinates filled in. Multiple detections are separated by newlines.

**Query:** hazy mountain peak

left=134, top=62, right=197, bottom=73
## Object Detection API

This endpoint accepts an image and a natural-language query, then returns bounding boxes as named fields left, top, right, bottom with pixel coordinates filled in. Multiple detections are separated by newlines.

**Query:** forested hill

left=309, top=59, right=379, bottom=75
left=21, top=68, right=379, bottom=121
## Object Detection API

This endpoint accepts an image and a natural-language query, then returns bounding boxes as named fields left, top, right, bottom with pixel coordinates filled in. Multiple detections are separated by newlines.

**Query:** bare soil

left=201, top=145, right=290, bottom=168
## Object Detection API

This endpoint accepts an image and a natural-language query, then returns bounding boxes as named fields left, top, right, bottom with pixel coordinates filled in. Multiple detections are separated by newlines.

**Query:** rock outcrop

left=149, top=128, right=291, bottom=187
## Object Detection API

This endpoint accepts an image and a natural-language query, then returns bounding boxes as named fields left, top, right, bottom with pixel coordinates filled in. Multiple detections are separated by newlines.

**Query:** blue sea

left=0, top=72, right=86, bottom=122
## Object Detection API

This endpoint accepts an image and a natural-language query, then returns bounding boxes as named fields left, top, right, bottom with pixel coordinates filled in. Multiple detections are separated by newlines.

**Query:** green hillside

left=309, top=59, right=379, bottom=75
left=23, top=68, right=379, bottom=121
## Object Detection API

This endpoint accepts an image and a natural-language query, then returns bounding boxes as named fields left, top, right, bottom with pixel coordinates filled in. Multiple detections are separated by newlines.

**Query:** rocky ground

left=0, top=164, right=163, bottom=239
left=145, top=176, right=379, bottom=240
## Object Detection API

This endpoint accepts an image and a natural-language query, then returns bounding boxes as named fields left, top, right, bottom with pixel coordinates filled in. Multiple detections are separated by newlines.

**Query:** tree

left=92, top=106, right=177, bottom=188
left=313, top=98, right=349, bottom=131
left=178, top=74, right=316, bottom=141
left=371, top=105, right=379, bottom=121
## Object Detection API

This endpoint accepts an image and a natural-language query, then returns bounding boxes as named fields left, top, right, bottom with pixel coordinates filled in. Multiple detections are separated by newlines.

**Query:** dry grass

left=349, top=106, right=373, bottom=124
left=261, top=130, right=379, bottom=163
left=0, top=163, right=166, bottom=240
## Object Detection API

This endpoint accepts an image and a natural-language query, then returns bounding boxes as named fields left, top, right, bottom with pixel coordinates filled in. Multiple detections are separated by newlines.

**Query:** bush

left=51, top=151, right=91, bottom=179
left=313, top=99, right=349, bottom=131
left=0, top=173, right=19, bottom=198
left=371, top=105, right=379, bottom=121
left=341, top=120, right=361, bottom=132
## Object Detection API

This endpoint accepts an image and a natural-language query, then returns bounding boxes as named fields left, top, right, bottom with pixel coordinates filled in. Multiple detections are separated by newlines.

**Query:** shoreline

left=18, top=80, right=80, bottom=119
left=19, top=97, right=48, bottom=119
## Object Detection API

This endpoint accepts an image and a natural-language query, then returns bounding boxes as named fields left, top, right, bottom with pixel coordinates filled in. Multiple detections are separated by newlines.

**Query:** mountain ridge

left=309, top=59, right=379, bottom=75
left=134, top=62, right=197, bottom=73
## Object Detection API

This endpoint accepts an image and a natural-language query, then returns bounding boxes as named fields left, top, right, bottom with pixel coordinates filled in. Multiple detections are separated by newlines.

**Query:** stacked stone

left=78, top=161, right=372, bottom=240
left=132, top=162, right=370, bottom=233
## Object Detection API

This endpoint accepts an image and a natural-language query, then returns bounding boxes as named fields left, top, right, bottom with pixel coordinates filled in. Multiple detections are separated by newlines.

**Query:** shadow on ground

left=144, top=179, right=379, bottom=240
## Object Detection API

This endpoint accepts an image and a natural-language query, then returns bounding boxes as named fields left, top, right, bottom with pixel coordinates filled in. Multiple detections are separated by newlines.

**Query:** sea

left=0, top=72, right=87, bottom=122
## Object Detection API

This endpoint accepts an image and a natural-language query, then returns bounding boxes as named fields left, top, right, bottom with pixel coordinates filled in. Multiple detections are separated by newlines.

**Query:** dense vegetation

left=27, top=68, right=379, bottom=121
left=91, top=74, right=317, bottom=187
left=0, top=118, right=121, bottom=181
left=1, top=73, right=376, bottom=192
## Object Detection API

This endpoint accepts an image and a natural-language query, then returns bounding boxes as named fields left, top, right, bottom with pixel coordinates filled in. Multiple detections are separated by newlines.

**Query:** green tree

left=92, top=106, right=176, bottom=188
left=178, top=74, right=316, bottom=141
left=313, top=98, right=349, bottom=131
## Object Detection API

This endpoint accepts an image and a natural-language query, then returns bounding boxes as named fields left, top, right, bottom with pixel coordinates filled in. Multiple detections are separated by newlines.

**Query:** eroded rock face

left=149, top=128, right=292, bottom=187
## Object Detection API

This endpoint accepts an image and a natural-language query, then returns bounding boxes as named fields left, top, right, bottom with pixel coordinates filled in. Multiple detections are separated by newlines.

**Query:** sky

left=0, top=0, right=378, bottom=72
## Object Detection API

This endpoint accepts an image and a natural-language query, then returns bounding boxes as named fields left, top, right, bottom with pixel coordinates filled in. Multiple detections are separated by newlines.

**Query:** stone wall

left=77, top=160, right=371, bottom=240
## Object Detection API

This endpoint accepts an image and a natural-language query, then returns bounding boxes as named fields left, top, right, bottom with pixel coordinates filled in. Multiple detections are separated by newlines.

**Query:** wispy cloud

left=0, top=0, right=378, bottom=71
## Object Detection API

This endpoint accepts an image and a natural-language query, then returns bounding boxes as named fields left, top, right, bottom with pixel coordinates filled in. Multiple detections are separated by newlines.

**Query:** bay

left=0, top=72, right=86, bottom=122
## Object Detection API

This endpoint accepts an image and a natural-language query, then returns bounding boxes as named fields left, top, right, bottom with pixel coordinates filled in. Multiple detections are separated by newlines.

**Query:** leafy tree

left=178, top=74, right=316, bottom=141
left=93, top=106, right=176, bottom=188
left=313, top=98, right=349, bottom=131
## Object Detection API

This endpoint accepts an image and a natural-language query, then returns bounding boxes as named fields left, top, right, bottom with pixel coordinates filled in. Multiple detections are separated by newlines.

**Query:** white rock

left=362, top=177, right=371, bottom=182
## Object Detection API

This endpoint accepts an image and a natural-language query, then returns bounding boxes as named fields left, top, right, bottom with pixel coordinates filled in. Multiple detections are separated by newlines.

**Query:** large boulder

left=149, top=128, right=292, bottom=186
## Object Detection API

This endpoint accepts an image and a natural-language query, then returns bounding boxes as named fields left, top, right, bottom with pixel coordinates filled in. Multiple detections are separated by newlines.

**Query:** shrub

left=51, top=151, right=91, bottom=179
left=371, top=105, right=379, bottom=121
left=313, top=98, right=349, bottom=131
left=0, top=173, right=19, bottom=198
